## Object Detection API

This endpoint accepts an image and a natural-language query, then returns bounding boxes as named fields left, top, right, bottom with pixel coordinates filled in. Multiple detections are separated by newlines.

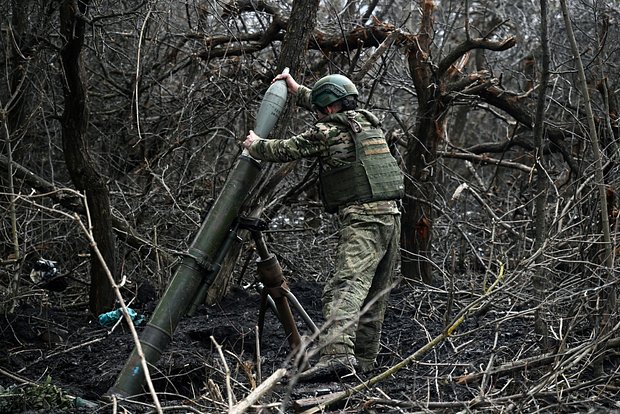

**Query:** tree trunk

left=59, top=0, right=117, bottom=316
left=401, top=0, right=438, bottom=284
left=560, top=0, right=616, bottom=371
left=7, top=0, right=29, bottom=138
left=3, top=0, right=31, bottom=310
left=206, top=0, right=320, bottom=303
left=533, top=0, right=552, bottom=352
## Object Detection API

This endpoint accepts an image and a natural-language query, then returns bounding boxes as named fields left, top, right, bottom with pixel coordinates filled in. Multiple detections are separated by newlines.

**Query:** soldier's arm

left=295, top=85, right=314, bottom=111
left=246, top=126, right=330, bottom=162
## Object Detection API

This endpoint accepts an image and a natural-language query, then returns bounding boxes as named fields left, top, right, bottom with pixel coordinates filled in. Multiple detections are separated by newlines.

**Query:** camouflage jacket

left=247, top=85, right=400, bottom=215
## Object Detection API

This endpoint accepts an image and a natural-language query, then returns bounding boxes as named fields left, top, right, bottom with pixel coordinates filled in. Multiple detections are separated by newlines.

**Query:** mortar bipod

left=239, top=217, right=319, bottom=353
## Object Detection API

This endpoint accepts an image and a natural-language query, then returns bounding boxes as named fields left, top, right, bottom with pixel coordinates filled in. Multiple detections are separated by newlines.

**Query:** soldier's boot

left=297, top=354, right=358, bottom=383
left=356, top=357, right=375, bottom=374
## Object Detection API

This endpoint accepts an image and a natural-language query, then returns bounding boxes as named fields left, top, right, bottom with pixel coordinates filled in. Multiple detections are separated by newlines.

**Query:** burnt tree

left=401, top=0, right=516, bottom=283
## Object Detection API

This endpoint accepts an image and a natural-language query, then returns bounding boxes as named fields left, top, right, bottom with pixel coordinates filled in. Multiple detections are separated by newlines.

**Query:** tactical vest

left=319, top=110, right=404, bottom=213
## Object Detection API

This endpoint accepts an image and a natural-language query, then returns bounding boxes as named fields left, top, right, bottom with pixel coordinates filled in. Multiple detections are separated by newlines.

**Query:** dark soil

left=1, top=270, right=619, bottom=413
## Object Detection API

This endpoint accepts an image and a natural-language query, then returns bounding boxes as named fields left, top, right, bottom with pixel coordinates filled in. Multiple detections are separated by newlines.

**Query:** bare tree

left=532, top=0, right=552, bottom=351
left=560, top=0, right=616, bottom=369
left=399, top=0, right=516, bottom=283
left=59, top=0, right=117, bottom=314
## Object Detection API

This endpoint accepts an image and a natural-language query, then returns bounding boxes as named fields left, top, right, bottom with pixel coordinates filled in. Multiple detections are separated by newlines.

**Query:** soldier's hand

left=242, top=130, right=259, bottom=150
left=273, top=73, right=299, bottom=94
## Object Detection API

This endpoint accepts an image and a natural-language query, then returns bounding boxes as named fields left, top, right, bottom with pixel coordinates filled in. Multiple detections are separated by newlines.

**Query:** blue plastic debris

left=74, top=397, right=99, bottom=409
left=98, top=307, right=145, bottom=327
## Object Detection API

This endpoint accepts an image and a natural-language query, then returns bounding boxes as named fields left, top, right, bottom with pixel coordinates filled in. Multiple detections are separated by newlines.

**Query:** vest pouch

left=320, top=161, right=372, bottom=213
left=364, top=155, right=405, bottom=201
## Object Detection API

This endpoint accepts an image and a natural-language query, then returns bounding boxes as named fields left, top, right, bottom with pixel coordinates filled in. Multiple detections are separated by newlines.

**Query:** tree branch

left=0, top=154, right=173, bottom=263
left=439, top=151, right=533, bottom=173
left=196, top=12, right=399, bottom=61
left=476, top=86, right=579, bottom=174
left=437, top=36, right=517, bottom=78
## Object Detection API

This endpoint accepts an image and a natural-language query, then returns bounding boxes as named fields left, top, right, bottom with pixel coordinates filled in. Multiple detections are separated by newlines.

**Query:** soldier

left=242, top=73, right=403, bottom=381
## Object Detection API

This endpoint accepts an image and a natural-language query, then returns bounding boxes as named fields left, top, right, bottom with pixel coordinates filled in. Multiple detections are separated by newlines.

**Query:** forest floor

left=1, top=205, right=620, bottom=413
left=2, top=273, right=619, bottom=413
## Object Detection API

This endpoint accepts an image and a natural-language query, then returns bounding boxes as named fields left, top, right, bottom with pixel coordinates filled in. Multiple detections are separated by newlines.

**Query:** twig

left=439, top=150, right=534, bottom=173
left=132, top=8, right=152, bottom=148
left=225, top=350, right=256, bottom=391
left=20, top=336, right=106, bottom=369
left=255, top=325, right=262, bottom=384
left=295, top=267, right=508, bottom=413
left=352, top=30, right=400, bottom=82
left=107, top=297, right=136, bottom=334
left=211, top=336, right=235, bottom=410
left=230, top=368, right=287, bottom=414
left=479, top=329, right=498, bottom=397
left=0, top=366, right=36, bottom=386
left=456, top=334, right=620, bottom=386
left=73, top=209, right=162, bottom=414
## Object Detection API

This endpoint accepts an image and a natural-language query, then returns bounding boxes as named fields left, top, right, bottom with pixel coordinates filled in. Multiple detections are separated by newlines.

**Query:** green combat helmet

left=311, top=74, right=359, bottom=108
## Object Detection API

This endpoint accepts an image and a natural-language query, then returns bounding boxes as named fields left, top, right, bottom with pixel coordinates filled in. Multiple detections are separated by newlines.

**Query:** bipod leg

left=257, top=289, right=268, bottom=350
left=256, top=285, right=280, bottom=345
left=251, top=231, right=302, bottom=351
left=255, top=224, right=317, bottom=334
left=282, top=289, right=319, bottom=335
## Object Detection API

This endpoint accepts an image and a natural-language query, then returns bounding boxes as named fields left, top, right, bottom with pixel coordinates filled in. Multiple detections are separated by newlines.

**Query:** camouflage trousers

left=320, top=208, right=401, bottom=368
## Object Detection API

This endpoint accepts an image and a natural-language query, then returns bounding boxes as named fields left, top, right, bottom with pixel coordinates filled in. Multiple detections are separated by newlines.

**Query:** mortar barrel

left=107, top=155, right=261, bottom=398
left=106, top=69, right=289, bottom=399
left=187, top=224, right=240, bottom=316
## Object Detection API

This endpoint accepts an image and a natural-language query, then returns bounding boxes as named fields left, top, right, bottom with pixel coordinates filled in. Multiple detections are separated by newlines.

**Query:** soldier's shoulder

left=356, top=109, right=381, bottom=127
left=298, top=123, right=336, bottom=143
left=315, top=120, right=346, bottom=134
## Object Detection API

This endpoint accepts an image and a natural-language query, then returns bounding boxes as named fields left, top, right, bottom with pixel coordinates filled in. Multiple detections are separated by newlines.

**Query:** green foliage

left=0, top=376, right=73, bottom=413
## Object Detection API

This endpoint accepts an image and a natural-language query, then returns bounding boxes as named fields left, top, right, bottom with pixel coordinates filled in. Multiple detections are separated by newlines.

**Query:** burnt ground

left=2, top=271, right=619, bottom=413
left=1, top=200, right=620, bottom=414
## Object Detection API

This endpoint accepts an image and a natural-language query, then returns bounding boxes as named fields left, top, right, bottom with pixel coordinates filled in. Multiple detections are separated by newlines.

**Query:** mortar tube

left=107, top=68, right=289, bottom=399
left=187, top=221, right=241, bottom=316
left=106, top=155, right=261, bottom=399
